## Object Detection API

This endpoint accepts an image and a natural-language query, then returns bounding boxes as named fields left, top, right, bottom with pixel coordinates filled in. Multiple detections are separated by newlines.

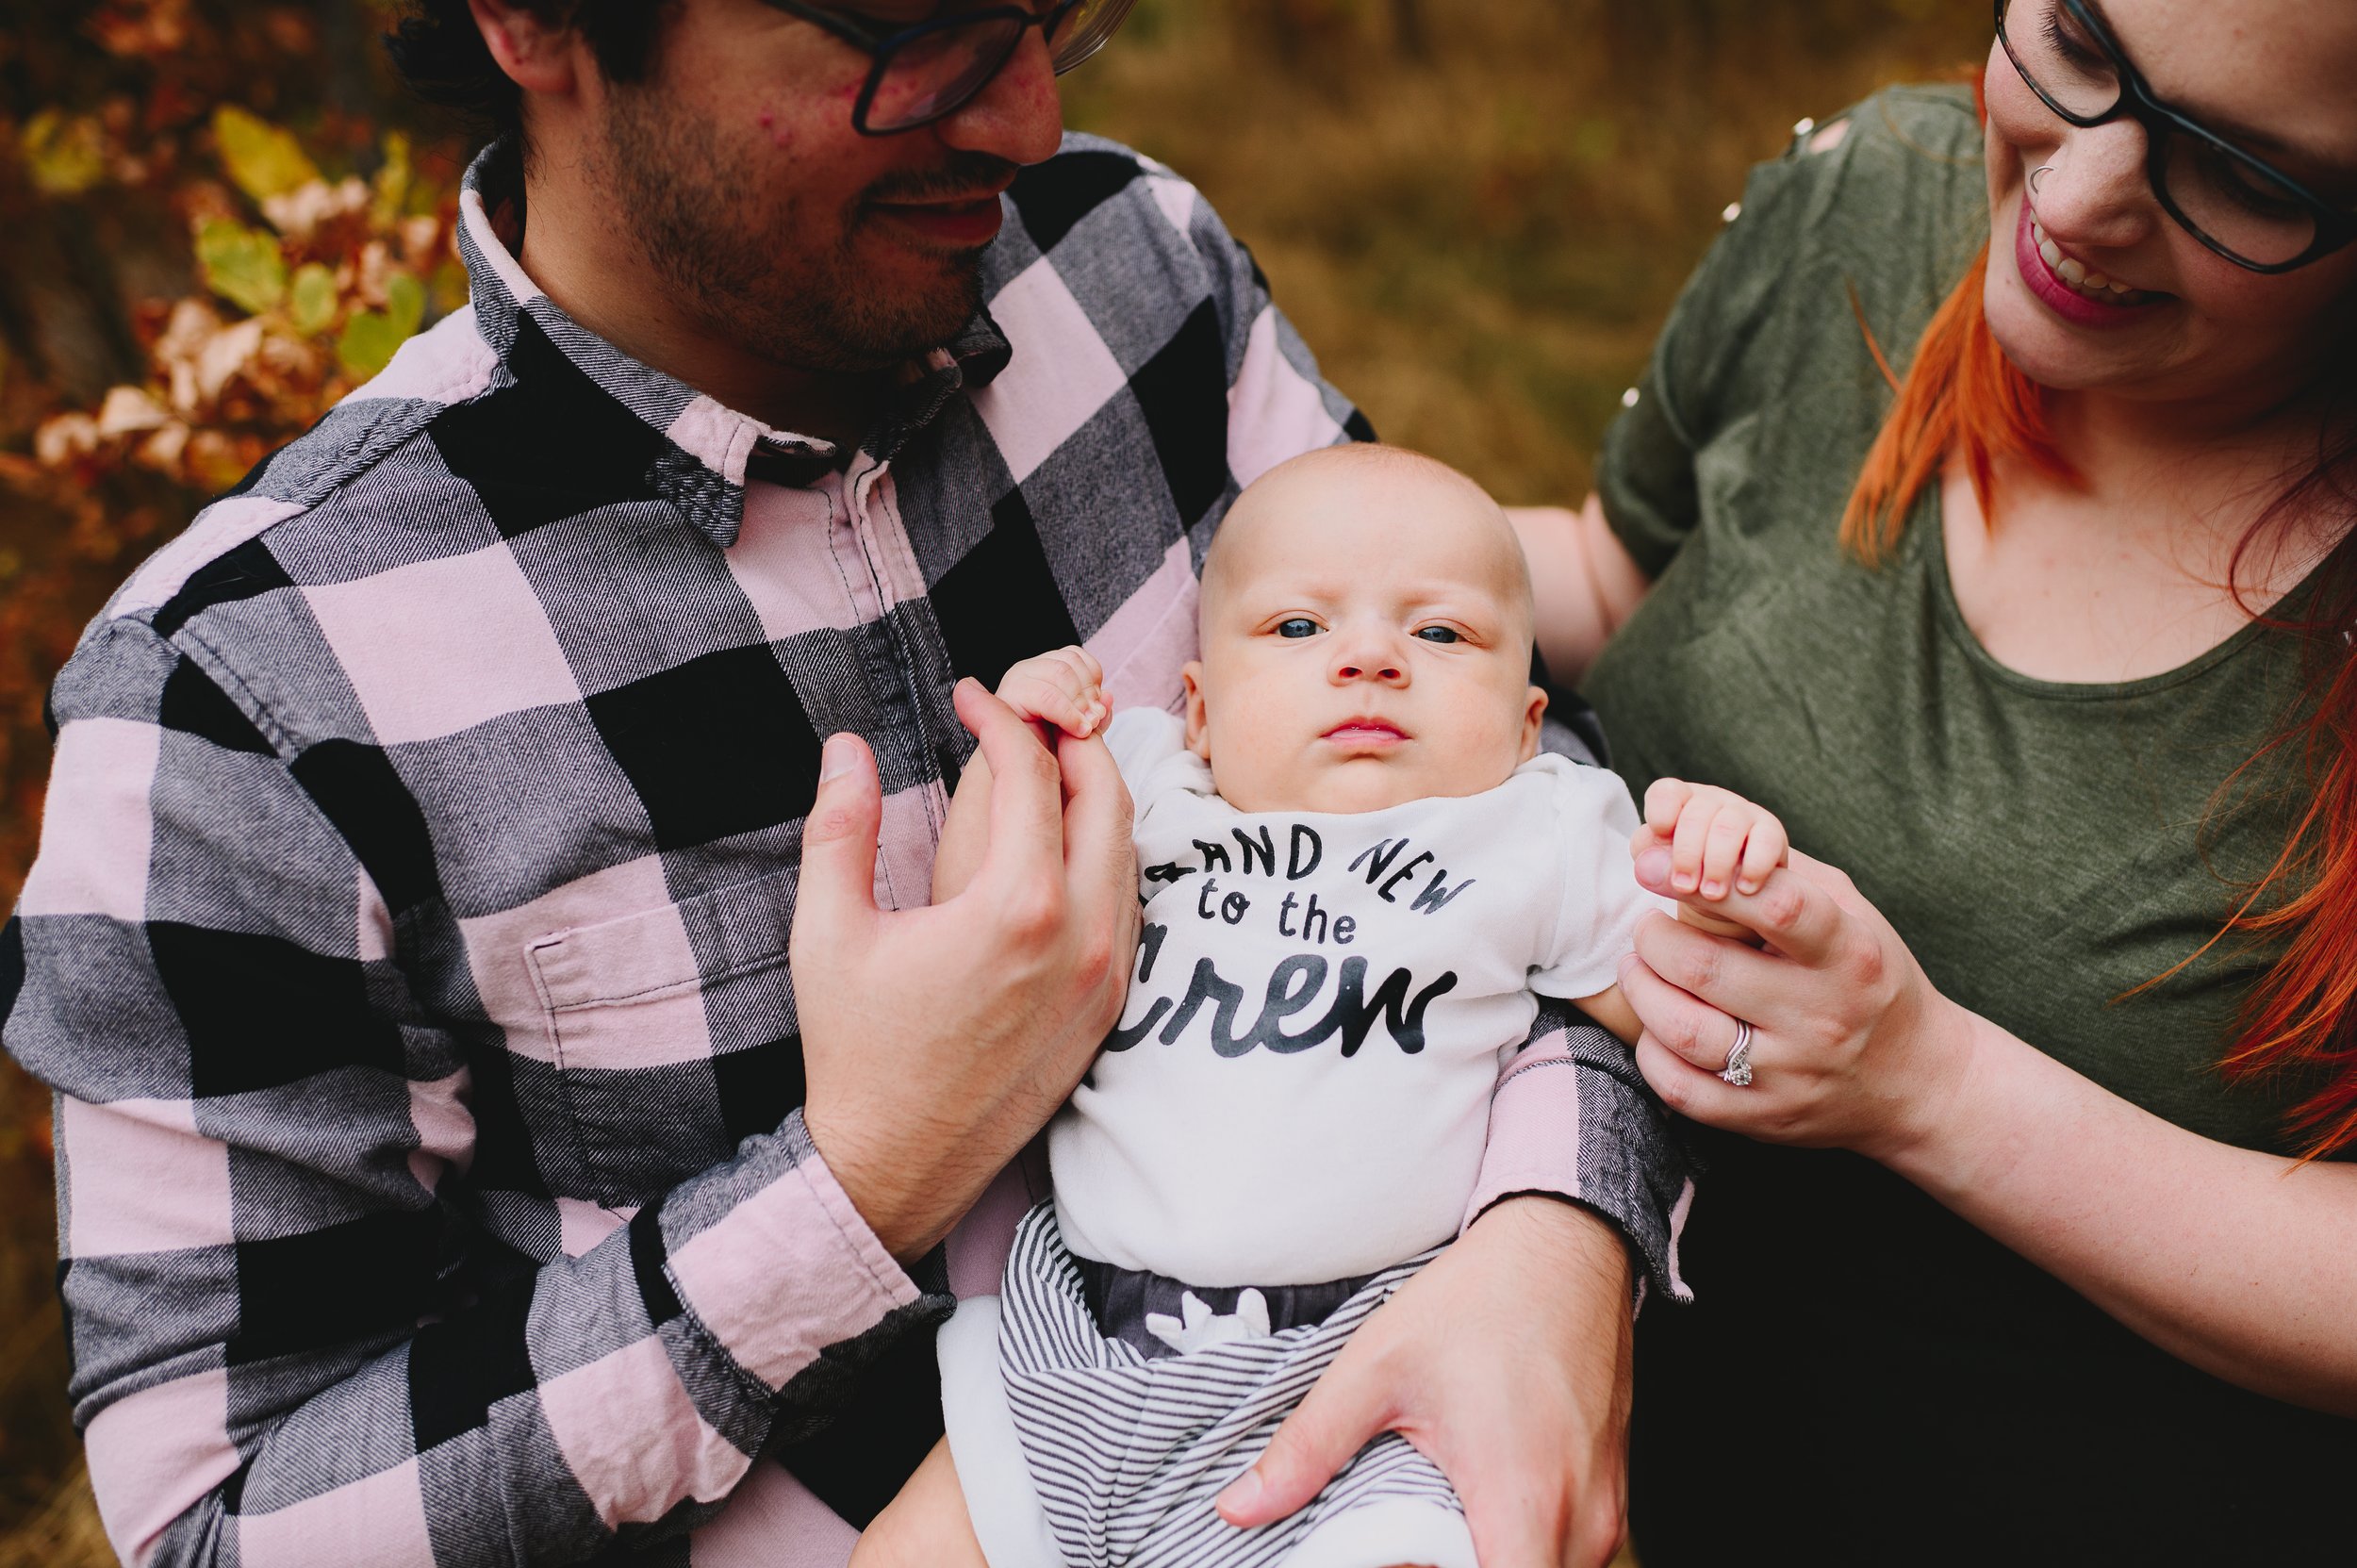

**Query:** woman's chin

left=1980, top=262, right=2170, bottom=397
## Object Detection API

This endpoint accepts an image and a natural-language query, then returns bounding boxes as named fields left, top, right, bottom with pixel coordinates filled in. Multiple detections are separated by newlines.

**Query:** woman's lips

left=2013, top=199, right=2167, bottom=328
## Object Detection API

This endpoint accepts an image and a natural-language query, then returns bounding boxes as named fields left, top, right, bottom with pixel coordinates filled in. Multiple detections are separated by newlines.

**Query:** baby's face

left=1183, top=451, right=1547, bottom=815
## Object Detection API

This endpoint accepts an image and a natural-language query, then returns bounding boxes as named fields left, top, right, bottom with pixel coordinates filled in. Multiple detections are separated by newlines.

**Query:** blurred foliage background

left=0, top=1, right=1988, bottom=1560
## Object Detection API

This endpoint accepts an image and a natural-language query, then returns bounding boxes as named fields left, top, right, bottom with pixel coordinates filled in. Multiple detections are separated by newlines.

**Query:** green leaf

left=336, top=270, right=429, bottom=379
left=335, top=314, right=402, bottom=380
left=371, top=131, right=413, bottom=226
left=288, top=263, right=338, bottom=336
left=212, top=106, right=319, bottom=206
left=195, top=219, right=288, bottom=315
left=22, top=109, right=107, bottom=196
left=384, top=271, right=426, bottom=338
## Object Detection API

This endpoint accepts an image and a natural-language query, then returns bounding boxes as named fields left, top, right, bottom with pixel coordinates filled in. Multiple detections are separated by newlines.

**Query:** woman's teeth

left=2032, top=221, right=2153, bottom=305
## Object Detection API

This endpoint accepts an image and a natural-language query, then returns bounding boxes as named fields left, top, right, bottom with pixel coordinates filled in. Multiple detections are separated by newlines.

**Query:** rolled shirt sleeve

left=8, top=618, right=945, bottom=1568
left=1462, top=1007, right=1695, bottom=1309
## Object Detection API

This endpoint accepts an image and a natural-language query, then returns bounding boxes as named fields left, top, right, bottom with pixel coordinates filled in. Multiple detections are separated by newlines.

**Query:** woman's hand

left=1623, top=844, right=2357, bottom=1415
left=1615, top=844, right=1978, bottom=1163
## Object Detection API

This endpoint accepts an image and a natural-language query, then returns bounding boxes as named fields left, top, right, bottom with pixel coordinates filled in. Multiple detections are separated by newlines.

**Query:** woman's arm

left=1505, top=494, right=1653, bottom=684
left=1896, top=1005, right=2357, bottom=1411
left=1616, top=847, right=2357, bottom=1415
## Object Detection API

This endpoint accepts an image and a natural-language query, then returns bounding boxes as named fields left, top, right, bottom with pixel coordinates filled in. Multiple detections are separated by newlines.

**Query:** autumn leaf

left=95, top=387, right=171, bottom=437
left=386, top=272, right=427, bottom=338
left=212, top=105, right=319, bottom=206
left=335, top=271, right=426, bottom=380
left=288, top=263, right=338, bottom=336
left=262, top=177, right=370, bottom=240
left=372, top=131, right=414, bottom=227
left=20, top=109, right=108, bottom=196
left=195, top=219, right=288, bottom=315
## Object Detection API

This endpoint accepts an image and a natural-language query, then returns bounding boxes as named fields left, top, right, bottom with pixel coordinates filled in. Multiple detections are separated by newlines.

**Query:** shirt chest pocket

left=513, top=867, right=805, bottom=1205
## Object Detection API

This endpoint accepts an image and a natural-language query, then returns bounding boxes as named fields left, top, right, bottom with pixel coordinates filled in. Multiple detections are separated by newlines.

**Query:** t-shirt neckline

left=1920, top=481, right=2318, bottom=704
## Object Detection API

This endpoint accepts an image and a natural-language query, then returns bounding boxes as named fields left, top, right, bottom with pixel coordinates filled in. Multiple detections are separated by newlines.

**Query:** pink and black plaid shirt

left=6, top=134, right=1689, bottom=1567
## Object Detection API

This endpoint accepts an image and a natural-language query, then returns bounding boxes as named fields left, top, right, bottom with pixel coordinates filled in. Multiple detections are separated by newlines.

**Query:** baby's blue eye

left=1414, top=626, right=1461, bottom=644
left=1277, top=618, right=1321, bottom=638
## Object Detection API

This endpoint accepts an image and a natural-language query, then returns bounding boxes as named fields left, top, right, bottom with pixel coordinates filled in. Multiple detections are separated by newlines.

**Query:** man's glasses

left=1995, top=0, right=2355, bottom=272
left=763, top=0, right=1137, bottom=136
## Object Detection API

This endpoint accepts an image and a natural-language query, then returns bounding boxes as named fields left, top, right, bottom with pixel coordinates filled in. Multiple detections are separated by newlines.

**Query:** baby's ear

left=1181, top=662, right=1211, bottom=761
left=1518, top=684, right=1548, bottom=763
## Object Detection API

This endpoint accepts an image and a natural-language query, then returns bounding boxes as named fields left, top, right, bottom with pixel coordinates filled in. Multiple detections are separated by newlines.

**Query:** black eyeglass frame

left=1995, top=0, right=2356, bottom=273
left=762, top=0, right=1107, bottom=137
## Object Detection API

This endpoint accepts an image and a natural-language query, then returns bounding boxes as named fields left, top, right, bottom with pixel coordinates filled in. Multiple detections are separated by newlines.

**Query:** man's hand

left=795, top=678, right=1138, bottom=1262
left=1217, top=1197, right=1636, bottom=1568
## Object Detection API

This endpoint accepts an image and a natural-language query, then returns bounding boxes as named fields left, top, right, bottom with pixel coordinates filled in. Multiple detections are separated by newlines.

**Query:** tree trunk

left=1390, top=0, right=1426, bottom=58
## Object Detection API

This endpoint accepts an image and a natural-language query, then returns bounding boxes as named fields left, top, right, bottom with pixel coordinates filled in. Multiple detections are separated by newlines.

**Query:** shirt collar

left=453, top=139, right=1012, bottom=549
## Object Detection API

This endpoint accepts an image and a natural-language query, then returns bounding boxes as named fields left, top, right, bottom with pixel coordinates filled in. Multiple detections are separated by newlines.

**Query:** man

left=3, top=2, right=1688, bottom=1564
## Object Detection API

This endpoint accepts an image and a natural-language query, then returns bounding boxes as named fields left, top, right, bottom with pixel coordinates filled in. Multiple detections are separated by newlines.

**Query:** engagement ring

left=1719, top=1020, right=1756, bottom=1087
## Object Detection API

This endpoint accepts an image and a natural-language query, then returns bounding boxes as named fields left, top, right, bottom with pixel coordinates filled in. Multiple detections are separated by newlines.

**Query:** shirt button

left=1621, top=388, right=1641, bottom=409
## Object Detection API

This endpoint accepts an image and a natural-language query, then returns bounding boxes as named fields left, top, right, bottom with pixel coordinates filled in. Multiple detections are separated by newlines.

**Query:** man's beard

left=601, top=90, right=1007, bottom=376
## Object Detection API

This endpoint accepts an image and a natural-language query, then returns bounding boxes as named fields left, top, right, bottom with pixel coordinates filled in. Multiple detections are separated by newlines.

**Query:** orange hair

left=1836, top=242, right=2077, bottom=563
left=1838, top=86, right=2357, bottom=1157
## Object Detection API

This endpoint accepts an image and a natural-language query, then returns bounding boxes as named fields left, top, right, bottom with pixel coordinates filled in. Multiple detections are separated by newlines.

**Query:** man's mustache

left=863, top=154, right=1024, bottom=206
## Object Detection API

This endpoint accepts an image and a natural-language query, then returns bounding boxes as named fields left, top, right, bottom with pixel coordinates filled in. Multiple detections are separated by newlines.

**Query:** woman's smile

left=2012, top=195, right=2167, bottom=325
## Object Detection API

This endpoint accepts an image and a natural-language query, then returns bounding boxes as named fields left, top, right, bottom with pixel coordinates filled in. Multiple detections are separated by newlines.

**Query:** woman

left=1511, top=0, right=2357, bottom=1559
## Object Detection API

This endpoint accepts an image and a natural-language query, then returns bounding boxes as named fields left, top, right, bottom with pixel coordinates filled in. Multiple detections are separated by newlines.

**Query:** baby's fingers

left=1000, top=647, right=1108, bottom=734
left=1043, top=648, right=1109, bottom=734
left=1000, top=664, right=1102, bottom=738
left=1699, top=806, right=1754, bottom=900
left=1642, top=777, right=1694, bottom=834
left=1736, top=815, right=1790, bottom=896
left=1668, top=792, right=1720, bottom=895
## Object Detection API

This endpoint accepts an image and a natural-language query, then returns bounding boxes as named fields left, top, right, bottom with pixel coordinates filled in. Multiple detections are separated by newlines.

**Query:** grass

left=1063, top=0, right=1990, bottom=504
left=0, top=3, right=1993, bottom=1560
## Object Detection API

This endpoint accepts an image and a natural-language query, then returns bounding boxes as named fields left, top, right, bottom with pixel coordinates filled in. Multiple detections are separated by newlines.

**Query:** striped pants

left=948, top=1202, right=1477, bottom=1568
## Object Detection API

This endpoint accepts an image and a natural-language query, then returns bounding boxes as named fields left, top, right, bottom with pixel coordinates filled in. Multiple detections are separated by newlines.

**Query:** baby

left=860, top=445, right=1783, bottom=1568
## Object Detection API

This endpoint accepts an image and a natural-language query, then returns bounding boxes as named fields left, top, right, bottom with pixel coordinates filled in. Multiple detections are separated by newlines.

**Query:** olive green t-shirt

left=1585, top=86, right=2356, bottom=1561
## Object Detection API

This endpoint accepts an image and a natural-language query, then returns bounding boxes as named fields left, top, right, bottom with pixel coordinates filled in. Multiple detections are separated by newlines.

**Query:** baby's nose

left=1332, top=642, right=1406, bottom=684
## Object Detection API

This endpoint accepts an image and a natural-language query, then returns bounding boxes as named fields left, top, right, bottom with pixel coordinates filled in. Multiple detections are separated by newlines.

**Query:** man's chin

left=839, top=252, right=988, bottom=356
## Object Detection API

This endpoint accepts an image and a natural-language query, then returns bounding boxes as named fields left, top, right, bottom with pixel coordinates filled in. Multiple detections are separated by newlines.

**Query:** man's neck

left=511, top=148, right=885, bottom=450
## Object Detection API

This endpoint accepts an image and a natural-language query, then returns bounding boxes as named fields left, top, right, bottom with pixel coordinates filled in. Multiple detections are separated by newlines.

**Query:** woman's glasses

left=1996, top=0, right=2355, bottom=272
left=763, top=0, right=1137, bottom=137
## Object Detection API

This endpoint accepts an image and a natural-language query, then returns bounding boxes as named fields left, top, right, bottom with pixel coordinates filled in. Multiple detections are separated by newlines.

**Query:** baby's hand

left=997, top=646, right=1108, bottom=740
left=1637, top=779, right=1789, bottom=901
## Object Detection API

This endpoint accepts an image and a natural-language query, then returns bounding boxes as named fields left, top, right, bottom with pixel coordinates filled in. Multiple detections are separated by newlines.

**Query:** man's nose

left=934, top=25, right=1065, bottom=168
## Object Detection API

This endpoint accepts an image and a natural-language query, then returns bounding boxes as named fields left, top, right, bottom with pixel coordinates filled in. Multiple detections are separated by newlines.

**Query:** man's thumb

left=1214, top=1374, right=1384, bottom=1527
left=798, top=733, right=882, bottom=917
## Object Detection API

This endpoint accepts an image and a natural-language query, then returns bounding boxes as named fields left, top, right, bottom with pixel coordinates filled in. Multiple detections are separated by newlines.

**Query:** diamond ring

left=1718, top=1020, right=1756, bottom=1087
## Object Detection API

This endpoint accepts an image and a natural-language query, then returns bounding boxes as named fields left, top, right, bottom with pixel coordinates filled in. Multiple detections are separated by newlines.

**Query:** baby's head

left=1182, top=444, right=1547, bottom=815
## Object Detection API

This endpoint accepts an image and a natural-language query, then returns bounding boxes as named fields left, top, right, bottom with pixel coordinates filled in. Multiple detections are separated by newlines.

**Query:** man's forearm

left=61, top=1093, right=938, bottom=1567
left=1466, top=1011, right=1694, bottom=1308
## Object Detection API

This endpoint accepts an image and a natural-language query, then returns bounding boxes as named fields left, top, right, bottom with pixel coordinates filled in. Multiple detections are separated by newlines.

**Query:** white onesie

left=1050, top=707, right=1667, bottom=1288
left=944, top=707, right=1669, bottom=1568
